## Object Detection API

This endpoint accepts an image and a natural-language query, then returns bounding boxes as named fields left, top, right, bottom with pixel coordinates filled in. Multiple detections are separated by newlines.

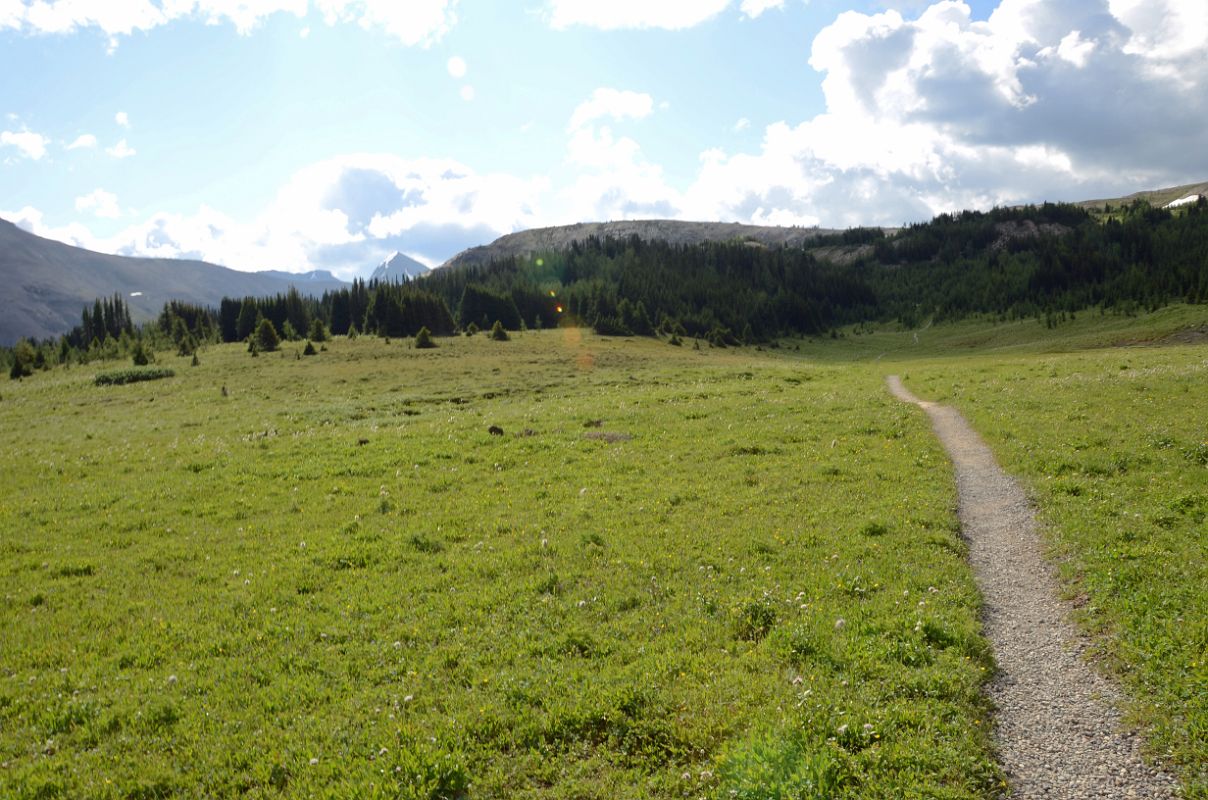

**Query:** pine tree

left=415, top=326, right=436, bottom=349
left=490, top=320, right=509, bottom=341
left=255, top=318, right=281, bottom=352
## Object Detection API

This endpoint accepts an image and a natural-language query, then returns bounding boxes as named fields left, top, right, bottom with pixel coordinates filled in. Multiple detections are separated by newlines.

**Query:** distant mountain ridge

left=439, top=220, right=846, bottom=270
left=372, top=252, right=429, bottom=282
left=0, top=218, right=348, bottom=344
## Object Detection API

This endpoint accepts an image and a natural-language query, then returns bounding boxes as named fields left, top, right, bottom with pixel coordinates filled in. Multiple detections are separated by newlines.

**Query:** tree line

left=5, top=198, right=1206, bottom=377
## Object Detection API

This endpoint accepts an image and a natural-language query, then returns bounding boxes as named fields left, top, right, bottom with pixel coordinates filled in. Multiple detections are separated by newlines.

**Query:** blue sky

left=1, top=0, right=1205, bottom=278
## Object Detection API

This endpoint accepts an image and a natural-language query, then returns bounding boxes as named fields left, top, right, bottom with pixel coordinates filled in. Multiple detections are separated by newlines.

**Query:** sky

left=1, top=0, right=1206, bottom=280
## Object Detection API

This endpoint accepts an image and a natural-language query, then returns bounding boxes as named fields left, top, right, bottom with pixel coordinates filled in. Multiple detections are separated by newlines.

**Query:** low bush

left=95, top=368, right=175, bottom=386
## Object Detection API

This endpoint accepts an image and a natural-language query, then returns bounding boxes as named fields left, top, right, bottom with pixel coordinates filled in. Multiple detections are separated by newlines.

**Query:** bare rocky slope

left=0, top=218, right=347, bottom=344
left=439, top=220, right=845, bottom=270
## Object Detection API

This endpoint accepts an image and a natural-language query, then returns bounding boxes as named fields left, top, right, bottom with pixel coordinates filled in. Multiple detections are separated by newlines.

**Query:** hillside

left=1074, top=180, right=1208, bottom=212
left=0, top=218, right=348, bottom=344
left=440, top=219, right=847, bottom=270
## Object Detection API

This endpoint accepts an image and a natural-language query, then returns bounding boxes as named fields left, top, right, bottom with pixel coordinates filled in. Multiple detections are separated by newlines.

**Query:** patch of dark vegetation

left=56, top=564, right=95, bottom=578
left=583, top=431, right=632, bottom=443
left=735, top=600, right=778, bottom=642
left=95, top=368, right=175, bottom=386
left=409, top=534, right=445, bottom=554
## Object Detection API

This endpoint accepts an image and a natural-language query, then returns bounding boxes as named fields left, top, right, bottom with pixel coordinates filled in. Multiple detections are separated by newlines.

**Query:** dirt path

left=886, top=375, right=1180, bottom=799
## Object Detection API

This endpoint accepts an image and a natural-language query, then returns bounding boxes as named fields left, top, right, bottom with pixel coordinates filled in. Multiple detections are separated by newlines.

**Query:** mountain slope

left=0, top=218, right=347, bottom=344
left=371, top=252, right=429, bottom=282
left=440, top=220, right=844, bottom=270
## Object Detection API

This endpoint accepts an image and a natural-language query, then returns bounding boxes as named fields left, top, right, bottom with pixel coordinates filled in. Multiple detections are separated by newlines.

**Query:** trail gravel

left=887, top=375, right=1180, bottom=799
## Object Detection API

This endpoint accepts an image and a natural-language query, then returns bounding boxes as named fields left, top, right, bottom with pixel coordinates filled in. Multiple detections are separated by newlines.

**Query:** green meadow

left=1, top=310, right=1204, bottom=798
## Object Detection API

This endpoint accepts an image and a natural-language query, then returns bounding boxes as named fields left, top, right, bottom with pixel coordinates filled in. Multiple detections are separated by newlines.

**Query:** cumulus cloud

left=558, top=88, right=680, bottom=222
left=568, top=88, right=654, bottom=131
left=312, top=0, right=457, bottom=46
left=0, top=0, right=454, bottom=46
left=446, top=55, right=466, bottom=78
left=66, top=133, right=97, bottom=150
left=683, top=0, right=1208, bottom=226
left=740, top=0, right=785, bottom=18
left=546, top=0, right=730, bottom=30
left=106, top=139, right=136, bottom=159
left=115, top=111, right=129, bottom=128
left=75, top=188, right=122, bottom=219
left=8, top=154, right=548, bottom=278
left=0, top=129, right=49, bottom=160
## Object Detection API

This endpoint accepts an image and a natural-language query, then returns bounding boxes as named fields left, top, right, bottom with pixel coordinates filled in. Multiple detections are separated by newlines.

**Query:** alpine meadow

left=2, top=1, right=1208, bottom=798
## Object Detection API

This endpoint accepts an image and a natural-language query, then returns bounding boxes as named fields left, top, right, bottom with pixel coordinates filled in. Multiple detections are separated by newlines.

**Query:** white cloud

left=8, top=154, right=548, bottom=278
left=0, top=0, right=452, bottom=45
left=733, top=117, right=751, bottom=132
left=681, top=0, right=1208, bottom=226
left=1, top=129, right=49, bottom=160
left=546, top=0, right=730, bottom=30
left=107, top=139, right=136, bottom=159
left=446, top=55, right=466, bottom=78
left=568, top=88, right=654, bottom=131
left=115, top=111, right=129, bottom=128
left=558, top=89, right=680, bottom=221
left=3, top=205, right=107, bottom=250
left=313, top=0, right=457, bottom=46
left=75, top=189, right=122, bottom=219
left=66, top=133, right=97, bottom=150
left=740, top=0, right=784, bottom=18
left=459, top=84, right=475, bottom=101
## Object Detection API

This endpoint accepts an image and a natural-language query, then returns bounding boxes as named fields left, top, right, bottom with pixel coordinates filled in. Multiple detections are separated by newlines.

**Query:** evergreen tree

left=255, top=318, right=281, bottom=352
left=9, top=339, right=35, bottom=379
left=131, top=339, right=151, bottom=366
left=490, top=320, right=510, bottom=341
left=236, top=298, right=259, bottom=341
left=415, top=326, right=436, bottom=349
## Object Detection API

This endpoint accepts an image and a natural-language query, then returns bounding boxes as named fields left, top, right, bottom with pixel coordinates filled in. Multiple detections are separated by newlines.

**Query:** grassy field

left=2, top=308, right=1204, bottom=799
left=1, top=330, right=1000, bottom=799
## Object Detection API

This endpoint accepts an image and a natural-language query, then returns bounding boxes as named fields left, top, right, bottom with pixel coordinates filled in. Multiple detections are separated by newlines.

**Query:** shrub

left=95, top=368, right=175, bottom=386
left=347, top=323, right=359, bottom=339
left=465, top=322, right=479, bottom=336
left=303, top=340, right=317, bottom=356
left=415, top=326, right=436, bottom=349
left=490, top=321, right=509, bottom=341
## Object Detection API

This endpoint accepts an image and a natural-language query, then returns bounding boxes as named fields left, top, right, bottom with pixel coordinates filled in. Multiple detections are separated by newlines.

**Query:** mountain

left=371, top=252, right=429, bottom=282
left=0, top=218, right=348, bottom=344
left=261, top=269, right=344, bottom=283
left=440, top=220, right=846, bottom=270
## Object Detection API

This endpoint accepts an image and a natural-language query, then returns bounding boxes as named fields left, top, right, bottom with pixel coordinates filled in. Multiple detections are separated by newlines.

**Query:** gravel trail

left=886, top=375, right=1180, bottom=800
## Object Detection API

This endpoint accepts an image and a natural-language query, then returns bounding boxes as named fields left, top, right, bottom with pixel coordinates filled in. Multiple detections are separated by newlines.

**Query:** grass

left=2, top=307, right=1205, bottom=798
left=1, top=330, right=999, bottom=798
